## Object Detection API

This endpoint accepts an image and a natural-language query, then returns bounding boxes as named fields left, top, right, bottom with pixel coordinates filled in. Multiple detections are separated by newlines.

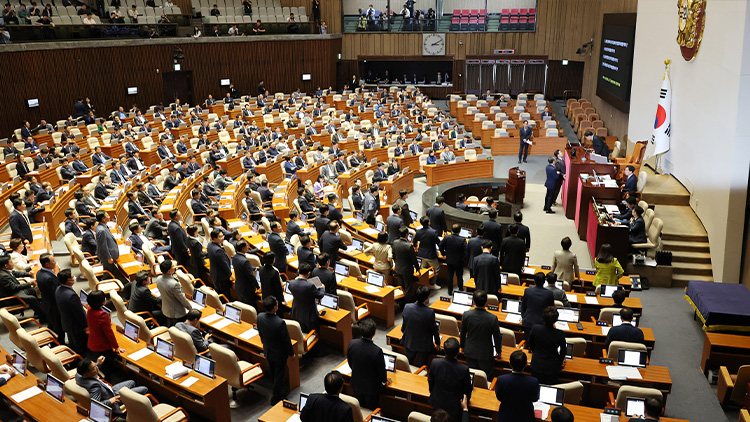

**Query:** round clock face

left=423, top=34, right=445, bottom=56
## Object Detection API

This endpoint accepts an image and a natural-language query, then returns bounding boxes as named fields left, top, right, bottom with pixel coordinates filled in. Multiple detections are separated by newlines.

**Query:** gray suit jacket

left=95, top=223, right=119, bottom=263
left=551, top=249, right=579, bottom=283
left=75, top=374, right=115, bottom=402
left=156, top=275, right=191, bottom=319
left=175, top=321, right=210, bottom=352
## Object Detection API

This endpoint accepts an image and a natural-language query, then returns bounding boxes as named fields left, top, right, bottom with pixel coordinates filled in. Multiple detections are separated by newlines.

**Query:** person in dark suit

left=521, top=272, right=555, bottom=333
left=312, top=253, right=337, bottom=295
left=518, top=120, right=533, bottom=163
left=499, top=224, right=526, bottom=277
left=584, top=130, right=610, bottom=156
left=386, top=204, right=405, bottom=245
left=455, top=193, right=469, bottom=211
left=347, top=318, right=388, bottom=410
left=94, top=179, right=109, bottom=200
left=284, top=211, right=308, bottom=243
left=627, top=397, right=662, bottom=422
left=495, top=350, right=539, bottom=422
left=9, top=199, right=33, bottom=245
left=232, top=240, right=259, bottom=306
left=351, top=185, right=365, bottom=212
left=402, top=285, right=440, bottom=366
left=604, top=307, right=644, bottom=348
left=257, top=296, right=295, bottom=404
left=621, top=165, right=638, bottom=198
left=55, top=269, right=88, bottom=354
left=327, top=194, right=343, bottom=223
left=437, top=224, right=465, bottom=295
left=426, top=196, right=447, bottom=236
left=81, top=220, right=98, bottom=257
left=75, top=356, right=149, bottom=418
left=259, top=253, right=286, bottom=312
left=527, top=306, right=567, bottom=384
left=544, top=156, right=559, bottom=213
left=511, top=212, right=531, bottom=251
left=393, top=226, right=420, bottom=305
left=466, top=225, right=485, bottom=279
left=0, top=255, right=42, bottom=318
left=91, top=147, right=112, bottom=166
left=207, top=229, right=233, bottom=299
left=127, top=270, right=165, bottom=325
left=36, top=254, right=63, bottom=338
left=319, top=221, right=347, bottom=271
left=629, top=206, right=648, bottom=246
left=428, top=337, right=473, bottom=422
left=614, top=196, right=638, bottom=223
left=297, top=235, right=317, bottom=267
left=473, top=239, right=501, bottom=295
left=268, top=221, right=289, bottom=274
left=289, top=261, right=325, bottom=334
left=541, top=106, right=553, bottom=119
left=413, top=216, right=441, bottom=288
left=168, top=210, right=190, bottom=268
left=483, top=210, right=503, bottom=256
left=460, top=290, right=502, bottom=378
left=95, top=211, right=126, bottom=284
left=300, top=371, right=355, bottom=422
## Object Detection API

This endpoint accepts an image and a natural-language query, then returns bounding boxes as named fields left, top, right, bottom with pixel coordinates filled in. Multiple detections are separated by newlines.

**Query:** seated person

left=628, top=206, right=647, bottom=246
left=604, top=307, right=644, bottom=348
left=175, top=309, right=215, bottom=353
left=76, top=357, right=148, bottom=417
left=127, top=270, right=166, bottom=326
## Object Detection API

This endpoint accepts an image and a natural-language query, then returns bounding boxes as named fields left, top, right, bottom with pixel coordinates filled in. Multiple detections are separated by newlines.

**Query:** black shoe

left=523, top=160, right=528, bottom=163
left=546, top=210, right=556, bottom=214
left=518, top=160, right=522, bottom=164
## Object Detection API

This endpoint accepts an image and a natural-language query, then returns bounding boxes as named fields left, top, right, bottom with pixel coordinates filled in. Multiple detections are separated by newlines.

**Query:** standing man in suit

left=460, top=290, right=502, bottom=378
left=440, top=224, right=467, bottom=294
left=621, top=165, right=638, bottom=198
left=552, top=149, right=566, bottom=204
left=95, top=211, right=126, bottom=283
left=319, top=222, right=347, bottom=276
left=473, top=240, right=501, bottom=295
left=386, top=204, right=404, bottom=244
left=362, top=185, right=380, bottom=225
left=413, top=216, right=441, bottom=289
left=544, top=156, right=559, bottom=214
left=584, top=130, right=610, bottom=156
left=521, top=272, right=555, bottom=333
left=347, top=318, right=388, bottom=410
left=232, top=240, right=259, bottom=306
left=518, top=120, right=532, bottom=164
left=393, top=226, right=420, bottom=306
left=544, top=272, right=570, bottom=307
left=605, top=307, right=645, bottom=348
left=268, top=221, right=289, bottom=274
left=300, top=371, right=354, bottom=422
left=285, top=211, right=308, bottom=243
left=428, top=337, right=473, bottom=422
left=402, top=285, right=440, bottom=366
left=526, top=306, right=568, bottom=384
left=168, top=210, right=190, bottom=269
left=495, top=350, right=539, bottom=422
left=9, top=199, right=33, bottom=247
left=207, top=229, right=232, bottom=299
left=55, top=268, right=88, bottom=354
left=289, top=261, right=325, bottom=334
left=297, top=235, right=317, bottom=267
left=156, top=260, right=191, bottom=326
left=466, top=224, right=485, bottom=279
left=499, top=224, right=526, bottom=277
left=394, top=189, right=412, bottom=226
left=483, top=210, right=503, bottom=256
left=36, top=254, right=62, bottom=338
left=551, top=236, right=580, bottom=284
left=426, top=196, right=447, bottom=236
left=257, top=296, right=295, bottom=405
left=511, top=212, right=531, bottom=251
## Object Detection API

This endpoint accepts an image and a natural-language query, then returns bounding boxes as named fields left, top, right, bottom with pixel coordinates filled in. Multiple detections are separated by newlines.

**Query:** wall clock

left=422, top=33, right=446, bottom=56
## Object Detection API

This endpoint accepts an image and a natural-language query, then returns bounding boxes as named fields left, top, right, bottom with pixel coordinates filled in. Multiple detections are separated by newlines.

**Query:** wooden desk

left=425, top=159, right=494, bottom=187
left=0, top=346, right=82, bottom=422
left=195, top=306, right=302, bottom=390
left=259, top=402, right=298, bottom=422
left=380, top=171, right=414, bottom=202
left=562, top=148, right=618, bottom=220
left=587, top=201, right=629, bottom=268
left=700, top=332, right=750, bottom=375
left=114, top=329, right=231, bottom=421
left=386, top=325, right=672, bottom=406
left=490, top=136, right=567, bottom=156
left=575, top=177, right=620, bottom=241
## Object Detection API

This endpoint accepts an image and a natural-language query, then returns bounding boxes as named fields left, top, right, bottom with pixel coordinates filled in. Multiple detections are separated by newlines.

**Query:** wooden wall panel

left=546, top=60, right=585, bottom=99
left=0, top=37, right=340, bottom=137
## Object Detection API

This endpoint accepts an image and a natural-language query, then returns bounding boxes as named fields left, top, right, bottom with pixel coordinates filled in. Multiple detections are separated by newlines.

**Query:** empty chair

left=337, top=290, right=370, bottom=321
left=17, top=328, right=77, bottom=374
left=435, top=314, right=460, bottom=336
left=469, top=368, right=488, bottom=388
left=0, top=308, right=58, bottom=349
left=119, top=386, right=190, bottom=422
left=566, top=337, right=587, bottom=357
left=230, top=301, right=257, bottom=324
left=286, top=319, right=318, bottom=357
left=339, top=393, right=379, bottom=422
left=41, top=346, right=79, bottom=381
left=554, top=381, right=585, bottom=404
left=499, top=327, right=519, bottom=348
left=125, top=310, right=170, bottom=345
left=209, top=343, right=263, bottom=408
left=408, top=412, right=431, bottom=422
left=717, top=365, right=750, bottom=406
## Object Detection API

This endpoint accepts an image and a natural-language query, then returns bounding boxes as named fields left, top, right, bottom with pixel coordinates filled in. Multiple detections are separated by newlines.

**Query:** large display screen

left=596, top=13, right=637, bottom=113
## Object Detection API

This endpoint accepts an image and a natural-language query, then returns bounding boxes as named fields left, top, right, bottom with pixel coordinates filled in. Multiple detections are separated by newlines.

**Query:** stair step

left=661, top=240, right=710, bottom=252
left=641, top=193, right=690, bottom=206
left=670, top=251, right=712, bottom=264
left=672, top=274, right=714, bottom=286
left=662, top=232, right=709, bottom=242
left=670, top=262, right=713, bottom=276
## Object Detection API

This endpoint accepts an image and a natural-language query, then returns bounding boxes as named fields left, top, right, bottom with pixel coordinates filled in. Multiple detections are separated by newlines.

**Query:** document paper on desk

left=566, top=294, right=578, bottom=303
left=533, top=402, right=551, bottom=420
left=554, top=321, right=570, bottom=331
left=604, top=205, right=620, bottom=214
left=446, top=303, right=471, bottom=314
left=361, top=228, right=379, bottom=236
left=505, top=313, right=523, bottom=324
left=180, top=376, right=199, bottom=388
left=606, top=365, right=642, bottom=380
left=121, top=261, right=142, bottom=268
left=212, top=318, right=233, bottom=330
left=118, top=245, right=131, bottom=255
left=585, top=297, right=599, bottom=305
left=201, top=313, right=223, bottom=324
left=600, top=414, right=619, bottom=422
left=286, top=414, right=302, bottom=422
left=165, top=361, right=190, bottom=380
left=337, top=362, right=352, bottom=375
left=128, top=348, right=154, bottom=361
left=239, top=328, right=259, bottom=340
left=364, top=285, right=380, bottom=294
left=11, top=386, right=43, bottom=403
left=228, top=221, right=245, bottom=228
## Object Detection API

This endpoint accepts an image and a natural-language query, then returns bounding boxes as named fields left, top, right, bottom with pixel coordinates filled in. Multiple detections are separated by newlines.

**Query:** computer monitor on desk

left=89, top=400, right=113, bottom=422
left=194, top=354, right=216, bottom=379
left=502, top=298, right=521, bottom=314
left=452, top=290, right=473, bottom=307
left=538, top=385, right=565, bottom=406
left=124, top=321, right=140, bottom=343
left=366, top=271, right=385, bottom=288
left=625, top=397, right=646, bottom=418
left=45, top=374, right=65, bottom=403
left=224, top=303, right=242, bottom=324
left=618, top=349, right=647, bottom=368
left=12, top=349, right=27, bottom=376
left=155, top=338, right=174, bottom=361
left=383, top=353, right=396, bottom=373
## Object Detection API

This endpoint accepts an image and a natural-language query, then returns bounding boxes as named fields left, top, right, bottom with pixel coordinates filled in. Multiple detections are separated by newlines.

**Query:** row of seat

left=203, top=13, right=308, bottom=23
left=191, top=0, right=281, bottom=8
left=567, top=98, right=608, bottom=138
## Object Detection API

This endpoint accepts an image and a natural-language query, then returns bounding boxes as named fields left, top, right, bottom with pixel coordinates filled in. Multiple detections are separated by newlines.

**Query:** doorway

left=162, top=71, right=193, bottom=106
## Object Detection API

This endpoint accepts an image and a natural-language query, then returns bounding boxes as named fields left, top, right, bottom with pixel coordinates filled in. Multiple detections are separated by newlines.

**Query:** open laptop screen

left=612, top=313, right=637, bottom=327
left=452, top=290, right=473, bottom=307
left=224, top=304, right=242, bottom=323
left=383, top=353, right=396, bottom=373
left=124, top=321, right=140, bottom=342
left=600, top=284, right=619, bottom=298
left=193, top=289, right=207, bottom=306
left=538, top=385, right=564, bottom=406
left=625, top=397, right=646, bottom=417
left=557, top=308, right=580, bottom=323
left=89, top=399, right=112, bottom=422
left=335, top=263, right=349, bottom=277
left=320, top=294, right=339, bottom=310
left=366, top=271, right=385, bottom=287
left=194, top=354, right=216, bottom=379
left=618, top=349, right=648, bottom=368
left=502, top=298, right=521, bottom=314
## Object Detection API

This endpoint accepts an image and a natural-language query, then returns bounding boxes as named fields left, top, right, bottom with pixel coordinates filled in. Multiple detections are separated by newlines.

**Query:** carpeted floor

left=0, top=100, right=735, bottom=422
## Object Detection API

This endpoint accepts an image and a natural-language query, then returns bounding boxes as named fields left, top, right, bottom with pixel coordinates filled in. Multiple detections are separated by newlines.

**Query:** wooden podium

left=505, top=167, right=526, bottom=205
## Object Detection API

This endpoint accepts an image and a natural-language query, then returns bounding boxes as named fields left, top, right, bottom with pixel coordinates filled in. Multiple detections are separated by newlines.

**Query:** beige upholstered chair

left=286, top=319, right=319, bottom=357
left=554, top=381, right=585, bottom=404
left=0, top=308, right=58, bottom=349
left=209, top=343, right=263, bottom=408
left=167, top=327, right=202, bottom=364
left=718, top=365, right=750, bottom=406
left=435, top=314, right=460, bottom=336
left=125, top=310, right=170, bottom=345
left=119, top=386, right=190, bottom=422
